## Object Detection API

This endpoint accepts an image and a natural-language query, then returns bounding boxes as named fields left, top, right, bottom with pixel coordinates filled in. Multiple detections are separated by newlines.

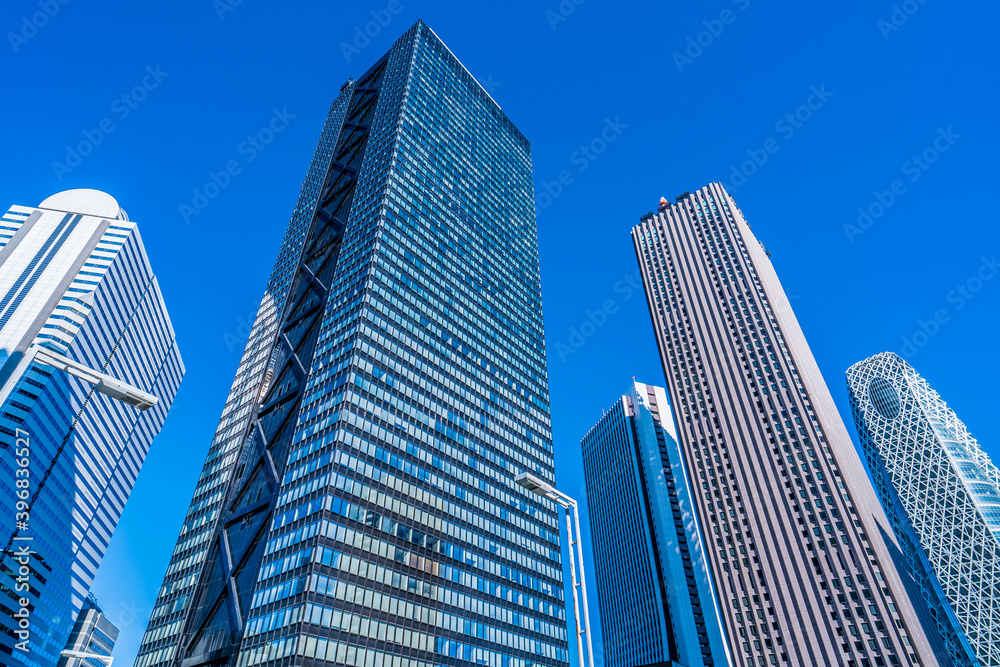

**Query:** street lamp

left=515, top=471, right=595, bottom=667
left=59, top=649, right=114, bottom=665
left=0, top=344, right=157, bottom=411
left=0, top=343, right=158, bottom=559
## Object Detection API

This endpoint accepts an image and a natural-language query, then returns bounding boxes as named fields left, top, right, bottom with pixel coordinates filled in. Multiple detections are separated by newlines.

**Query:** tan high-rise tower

left=631, top=183, right=949, bottom=667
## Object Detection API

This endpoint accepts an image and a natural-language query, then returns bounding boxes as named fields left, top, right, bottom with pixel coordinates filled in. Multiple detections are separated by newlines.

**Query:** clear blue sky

left=3, top=1, right=999, bottom=665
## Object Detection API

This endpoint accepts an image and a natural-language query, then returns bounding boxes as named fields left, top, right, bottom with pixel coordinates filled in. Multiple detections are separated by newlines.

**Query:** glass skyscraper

left=581, top=381, right=728, bottom=667
left=847, top=352, right=1000, bottom=667
left=0, top=189, right=183, bottom=667
left=135, top=20, right=568, bottom=667
left=58, top=594, right=120, bottom=667
left=631, top=183, right=949, bottom=667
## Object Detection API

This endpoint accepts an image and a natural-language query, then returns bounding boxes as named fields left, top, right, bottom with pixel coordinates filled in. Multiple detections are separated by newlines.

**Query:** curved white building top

left=39, top=189, right=126, bottom=220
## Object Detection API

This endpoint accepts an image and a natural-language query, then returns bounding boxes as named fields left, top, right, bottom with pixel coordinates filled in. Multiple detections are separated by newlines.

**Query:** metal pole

left=570, top=499, right=595, bottom=667
left=59, top=650, right=114, bottom=665
left=513, top=473, right=596, bottom=667
left=563, top=504, right=585, bottom=667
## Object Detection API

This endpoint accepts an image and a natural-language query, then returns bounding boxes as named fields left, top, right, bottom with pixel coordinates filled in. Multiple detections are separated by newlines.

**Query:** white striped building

left=0, top=189, right=183, bottom=667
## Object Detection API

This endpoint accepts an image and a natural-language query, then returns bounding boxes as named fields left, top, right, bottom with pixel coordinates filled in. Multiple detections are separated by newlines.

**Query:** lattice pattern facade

left=847, top=352, right=1000, bottom=667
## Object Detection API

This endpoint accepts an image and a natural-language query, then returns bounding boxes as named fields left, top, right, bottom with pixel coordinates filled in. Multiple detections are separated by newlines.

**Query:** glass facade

left=135, top=20, right=568, bottom=667
left=581, top=381, right=728, bottom=667
left=0, top=191, right=183, bottom=667
left=847, top=352, right=1000, bottom=667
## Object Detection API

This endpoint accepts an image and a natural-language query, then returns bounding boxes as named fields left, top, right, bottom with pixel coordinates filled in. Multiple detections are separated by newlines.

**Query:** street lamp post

left=59, top=649, right=114, bottom=665
left=0, top=342, right=159, bottom=583
left=0, top=344, right=157, bottom=411
left=515, top=471, right=595, bottom=667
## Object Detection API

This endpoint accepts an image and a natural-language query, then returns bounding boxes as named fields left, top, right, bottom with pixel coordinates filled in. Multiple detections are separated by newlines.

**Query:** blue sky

left=3, top=0, right=999, bottom=664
